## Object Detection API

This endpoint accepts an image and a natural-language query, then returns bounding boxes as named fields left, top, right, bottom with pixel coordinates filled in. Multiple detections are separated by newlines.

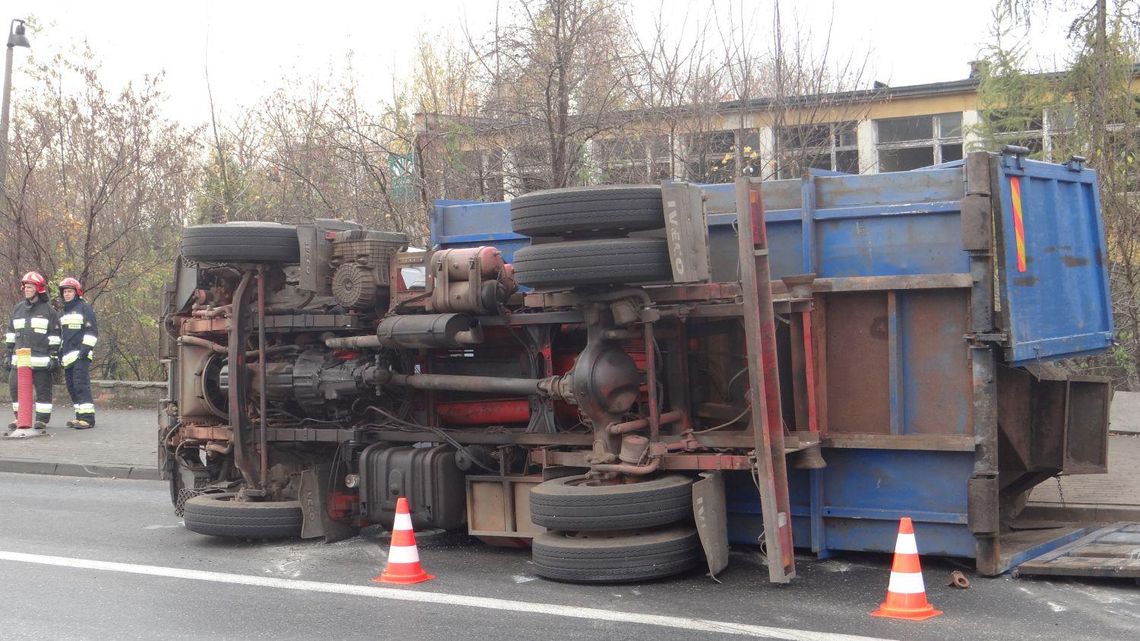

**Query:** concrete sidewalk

left=0, top=408, right=159, bottom=480
left=1024, top=432, right=1140, bottom=522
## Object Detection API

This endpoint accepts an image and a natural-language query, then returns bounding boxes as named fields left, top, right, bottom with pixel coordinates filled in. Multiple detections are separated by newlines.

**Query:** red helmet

left=21, top=271, right=46, bottom=295
left=58, top=277, right=83, bottom=297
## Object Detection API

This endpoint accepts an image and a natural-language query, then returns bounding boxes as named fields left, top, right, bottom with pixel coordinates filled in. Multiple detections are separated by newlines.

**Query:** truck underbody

left=160, top=152, right=1116, bottom=583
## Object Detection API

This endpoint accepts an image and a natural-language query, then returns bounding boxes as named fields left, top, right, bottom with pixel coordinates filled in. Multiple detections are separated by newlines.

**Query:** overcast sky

left=5, top=0, right=1081, bottom=126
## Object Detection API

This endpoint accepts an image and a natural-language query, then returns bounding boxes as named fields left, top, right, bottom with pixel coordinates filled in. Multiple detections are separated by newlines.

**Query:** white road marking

left=511, top=575, right=536, bottom=584
left=1046, top=601, right=1067, bottom=613
left=0, top=550, right=896, bottom=641
left=142, top=525, right=182, bottom=530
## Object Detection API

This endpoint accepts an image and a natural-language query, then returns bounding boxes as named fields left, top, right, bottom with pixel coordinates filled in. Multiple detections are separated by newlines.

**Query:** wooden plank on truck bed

left=1016, top=523, right=1140, bottom=579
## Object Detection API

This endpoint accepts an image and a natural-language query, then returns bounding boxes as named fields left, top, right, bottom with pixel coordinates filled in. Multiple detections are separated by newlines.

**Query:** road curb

left=0, top=459, right=161, bottom=481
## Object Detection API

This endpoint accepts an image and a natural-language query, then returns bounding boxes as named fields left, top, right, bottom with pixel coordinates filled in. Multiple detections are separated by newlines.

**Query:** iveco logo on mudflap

left=665, top=199, right=685, bottom=276
left=302, top=236, right=313, bottom=277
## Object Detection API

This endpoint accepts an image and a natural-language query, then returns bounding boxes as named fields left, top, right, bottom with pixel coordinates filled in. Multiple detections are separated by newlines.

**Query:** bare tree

left=1, top=46, right=199, bottom=378
left=614, top=2, right=724, bottom=183
left=467, top=0, right=637, bottom=193
left=716, top=0, right=877, bottom=181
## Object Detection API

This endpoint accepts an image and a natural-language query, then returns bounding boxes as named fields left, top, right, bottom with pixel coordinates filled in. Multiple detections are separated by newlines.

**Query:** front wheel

left=182, top=493, right=303, bottom=539
left=181, top=222, right=301, bottom=263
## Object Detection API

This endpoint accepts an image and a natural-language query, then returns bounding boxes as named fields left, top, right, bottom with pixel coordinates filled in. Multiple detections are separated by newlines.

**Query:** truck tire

left=512, top=238, right=672, bottom=288
left=510, top=185, right=664, bottom=238
left=181, top=222, right=301, bottom=263
left=530, top=474, right=693, bottom=530
left=532, top=526, right=701, bottom=583
left=182, top=493, right=304, bottom=539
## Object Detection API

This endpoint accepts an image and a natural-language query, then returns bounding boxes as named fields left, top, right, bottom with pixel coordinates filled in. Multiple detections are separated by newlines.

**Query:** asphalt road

left=0, top=472, right=1136, bottom=641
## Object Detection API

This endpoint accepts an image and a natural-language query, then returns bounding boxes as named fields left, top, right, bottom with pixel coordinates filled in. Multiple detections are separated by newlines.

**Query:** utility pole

left=0, top=18, right=31, bottom=199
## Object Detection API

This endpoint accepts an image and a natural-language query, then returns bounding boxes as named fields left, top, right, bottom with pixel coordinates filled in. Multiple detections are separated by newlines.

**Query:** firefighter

left=58, top=277, right=98, bottom=429
left=4, top=271, right=61, bottom=432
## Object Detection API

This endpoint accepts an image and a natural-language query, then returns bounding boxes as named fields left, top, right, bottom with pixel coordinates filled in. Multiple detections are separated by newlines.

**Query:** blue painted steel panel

left=432, top=200, right=530, bottom=263
left=700, top=170, right=970, bottom=280
left=726, top=449, right=976, bottom=558
left=995, top=157, right=1114, bottom=363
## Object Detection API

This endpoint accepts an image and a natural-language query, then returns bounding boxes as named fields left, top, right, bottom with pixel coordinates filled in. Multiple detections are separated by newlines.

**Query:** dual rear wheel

left=529, top=474, right=701, bottom=583
left=510, top=186, right=674, bottom=289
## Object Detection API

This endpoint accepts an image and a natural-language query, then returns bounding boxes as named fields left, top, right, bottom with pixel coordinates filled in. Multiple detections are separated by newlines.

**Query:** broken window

left=775, top=121, right=859, bottom=178
left=984, top=108, right=1044, bottom=159
left=511, top=145, right=551, bottom=193
left=595, top=134, right=675, bottom=184
left=876, top=113, right=963, bottom=172
left=442, top=149, right=500, bottom=201
left=685, top=130, right=739, bottom=184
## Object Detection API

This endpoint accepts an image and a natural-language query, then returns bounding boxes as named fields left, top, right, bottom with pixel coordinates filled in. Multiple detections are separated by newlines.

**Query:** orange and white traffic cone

left=372, top=497, right=434, bottom=585
left=871, top=517, right=942, bottom=621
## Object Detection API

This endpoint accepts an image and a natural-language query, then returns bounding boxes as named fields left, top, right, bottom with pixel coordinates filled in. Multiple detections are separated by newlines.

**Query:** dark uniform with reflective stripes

left=60, top=295, right=98, bottom=427
left=4, top=295, right=61, bottom=425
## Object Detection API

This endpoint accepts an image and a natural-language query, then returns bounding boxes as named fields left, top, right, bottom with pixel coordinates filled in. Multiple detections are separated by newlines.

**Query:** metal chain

left=1055, top=476, right=1067, bottom=508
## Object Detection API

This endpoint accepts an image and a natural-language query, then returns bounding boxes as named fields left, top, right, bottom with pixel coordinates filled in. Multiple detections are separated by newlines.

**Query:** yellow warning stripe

left=1010, top=177, right=1027, bottom=273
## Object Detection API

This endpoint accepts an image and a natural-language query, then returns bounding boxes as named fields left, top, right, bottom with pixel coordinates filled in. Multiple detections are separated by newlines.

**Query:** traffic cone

left=372, top=497, right=434, bottom=585
left=871, top=517, right=942, bottom=621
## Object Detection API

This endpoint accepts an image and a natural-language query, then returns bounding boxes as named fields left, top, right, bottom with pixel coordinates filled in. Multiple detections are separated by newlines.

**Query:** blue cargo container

left=431, top=150, right=1113, bottom=575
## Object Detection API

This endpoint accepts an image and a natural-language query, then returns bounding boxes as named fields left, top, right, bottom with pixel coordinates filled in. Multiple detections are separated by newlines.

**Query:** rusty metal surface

left=901, top=289, right=973, bottom=435
left=823, top=434, right=975, bottom=451
left=536, top=448, right=753, bottom=471
left=226, top=271, right=260, bottom=489
left=997, top=365, right=1111, bottom=485
left=646, top=282, right=741, bottom=303
left=179, top=425, right=233, bottom=441
left=960, top=194, right=992, bottom=252
left=466, top=475, right=544, bottom=538
left=801, top=311, right=820, bottom=435
left=824, top=291, right=890, bottom=434
left=256, top=267, right=269, bottom=489
left=693, top=471, right=729, bottom=578
left=810, top=273, right=973, bottom=293
left=812, top=296, right=830, bottom=436
left=183, top=313, right=365, bottom=334
left=1065, top=378, right=1111, bottom=474
left=661, top=182, right=712, bottom=283
left=736, top=178, right=795, bottom=583
left=997, top=366, right=1034, bottom=472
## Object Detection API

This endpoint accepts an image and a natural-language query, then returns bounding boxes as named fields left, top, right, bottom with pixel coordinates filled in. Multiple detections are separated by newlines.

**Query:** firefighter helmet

left=21, top=271, right=47, bottom=295
left=58, top=277, right=83, bottom=297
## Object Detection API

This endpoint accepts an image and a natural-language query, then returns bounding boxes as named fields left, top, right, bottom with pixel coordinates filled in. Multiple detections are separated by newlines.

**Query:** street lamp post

left=0, top=18, right=31, bottom=194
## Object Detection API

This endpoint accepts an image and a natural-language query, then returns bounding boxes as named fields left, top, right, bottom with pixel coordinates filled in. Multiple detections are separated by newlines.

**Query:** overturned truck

left=160, top=149, right=1114, bottom=583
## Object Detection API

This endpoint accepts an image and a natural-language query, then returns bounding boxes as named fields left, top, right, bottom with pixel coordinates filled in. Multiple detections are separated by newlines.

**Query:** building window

left=1037, top=105, right=1078, bottom=162
left=685, top=130, right=738, bottom=184
left=982, top=108, right=1045, bottom=156
left=595, top=135, right=673, bottom=184
left=775, top=122, right=858, bottom=178
left=511, top=145, right=551, bottom=193
left=682, top=130, right=766, bottom=183
left=876, top=113, right=963, bottom=172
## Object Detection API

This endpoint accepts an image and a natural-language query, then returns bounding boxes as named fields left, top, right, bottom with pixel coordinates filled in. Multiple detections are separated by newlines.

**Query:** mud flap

left=299, top=466, right=356, bottom=542
left=693, top=471, right=729, bottom=578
